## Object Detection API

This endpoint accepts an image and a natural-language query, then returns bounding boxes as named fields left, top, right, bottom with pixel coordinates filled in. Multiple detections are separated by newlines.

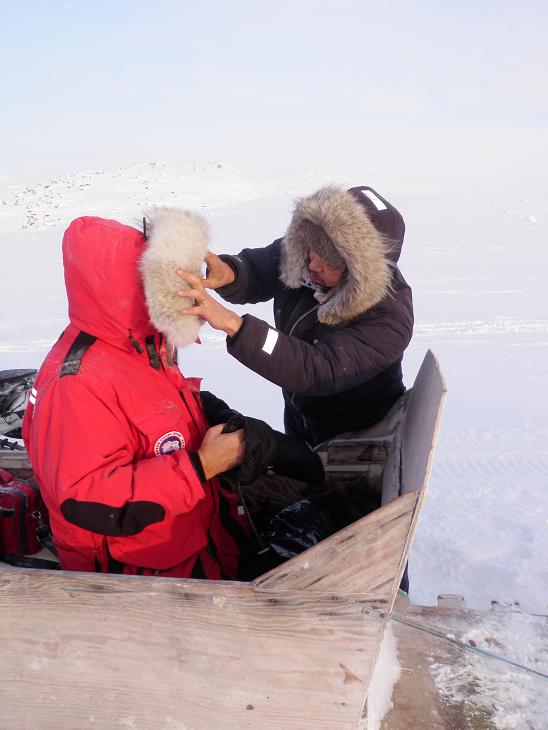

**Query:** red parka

left=23, top=216, right=249, bottom=579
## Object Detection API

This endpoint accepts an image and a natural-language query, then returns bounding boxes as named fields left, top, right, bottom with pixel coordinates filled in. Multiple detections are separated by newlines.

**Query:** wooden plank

left=254, top=492, right=418, bottom=599
left=0, top=447, right=33, bottom=479
left=0, top=569, right=386, bottom=729
left=382, top=351, right=447, bottom=610
left=380, top=432, right=401, bottom=506
left=323, top=463, right=384, bottom=474
left=327, top=441, right=390, bottom=465
left=401, top=350, right=447, bottom=496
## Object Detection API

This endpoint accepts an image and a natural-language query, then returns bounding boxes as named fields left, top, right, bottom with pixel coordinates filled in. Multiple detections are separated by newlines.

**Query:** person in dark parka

left=177, top=185, right=414, bottom=447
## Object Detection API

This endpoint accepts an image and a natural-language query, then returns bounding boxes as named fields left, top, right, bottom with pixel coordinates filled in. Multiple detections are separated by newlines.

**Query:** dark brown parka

left=218, top=186, right=414, bottom=446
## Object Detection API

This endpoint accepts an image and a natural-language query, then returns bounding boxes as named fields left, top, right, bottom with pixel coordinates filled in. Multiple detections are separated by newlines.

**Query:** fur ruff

left=280, top=186, right=393, bottom=325
left=140, top=207, right=208, bottom=348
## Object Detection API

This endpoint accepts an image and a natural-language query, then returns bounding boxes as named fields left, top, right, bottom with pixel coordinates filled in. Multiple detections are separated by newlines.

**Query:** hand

left=198, top=424, right=245, bottom=479
left=202, top=252, right=236, bottom=289
left=176, top=269, right=244, bottom=337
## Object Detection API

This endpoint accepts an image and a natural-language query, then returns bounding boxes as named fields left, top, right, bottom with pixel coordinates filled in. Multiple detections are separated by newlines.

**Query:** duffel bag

left=0, top=468, right=50, bottom=555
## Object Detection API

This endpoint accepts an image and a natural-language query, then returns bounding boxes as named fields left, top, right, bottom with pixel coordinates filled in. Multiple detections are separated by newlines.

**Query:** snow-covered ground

left=2, top=160, right=547, bottom=614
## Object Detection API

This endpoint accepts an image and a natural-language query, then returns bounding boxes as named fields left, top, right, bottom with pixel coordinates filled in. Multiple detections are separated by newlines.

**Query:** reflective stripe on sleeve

left=262, top=329, right=279, bottom=355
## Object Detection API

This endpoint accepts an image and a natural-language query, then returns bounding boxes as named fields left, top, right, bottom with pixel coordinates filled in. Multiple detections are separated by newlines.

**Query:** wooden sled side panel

left=0, top=569, right=383, bottom=730
left=258, top=351, right=446, bottom=599
left=0, top=494, right=422, bottom=730
left=389, top=350, right=447, bottom=606
left=0, top=350, right=447, bottom=729
left=254, top=491, right=419, bottom=600
left=401, top=349, right=447, bottom=497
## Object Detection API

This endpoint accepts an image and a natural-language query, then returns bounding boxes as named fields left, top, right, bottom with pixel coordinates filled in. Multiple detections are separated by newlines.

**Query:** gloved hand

left=200, top=391, right=241, bottom=427
left=223, top=414, right=324, bottom=486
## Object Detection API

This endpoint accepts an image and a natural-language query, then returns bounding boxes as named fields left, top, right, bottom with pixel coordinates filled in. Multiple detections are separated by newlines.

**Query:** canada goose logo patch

left=154, top=431, right=185, bottom=456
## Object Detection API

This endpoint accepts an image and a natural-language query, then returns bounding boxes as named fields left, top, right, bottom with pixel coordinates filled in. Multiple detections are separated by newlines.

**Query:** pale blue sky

left=2, top=1, right=547, bottom=180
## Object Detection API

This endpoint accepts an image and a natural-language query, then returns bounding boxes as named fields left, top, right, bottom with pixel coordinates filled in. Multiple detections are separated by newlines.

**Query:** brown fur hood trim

left=280, top=186, right=398, bottom=326
left=140, top=206, right=208, bottom=348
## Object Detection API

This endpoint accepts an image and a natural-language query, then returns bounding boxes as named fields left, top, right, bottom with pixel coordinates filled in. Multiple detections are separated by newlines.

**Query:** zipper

left=288, top=304, right=318, bottom=337
left=287, top=304, right=318, bottom=410
left=0, top=489, right=15, bottom=523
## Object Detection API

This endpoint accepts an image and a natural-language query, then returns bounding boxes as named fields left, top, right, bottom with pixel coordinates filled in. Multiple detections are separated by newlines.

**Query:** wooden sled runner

left=0, top=350, right=446, bottom=729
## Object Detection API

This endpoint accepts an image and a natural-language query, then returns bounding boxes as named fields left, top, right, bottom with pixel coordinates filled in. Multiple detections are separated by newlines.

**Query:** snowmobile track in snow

left=434, top=453, right=548, bottom=478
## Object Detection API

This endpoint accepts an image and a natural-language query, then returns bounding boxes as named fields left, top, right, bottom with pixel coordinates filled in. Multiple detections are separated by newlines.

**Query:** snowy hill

left=2, top=161, right=547, bottom=614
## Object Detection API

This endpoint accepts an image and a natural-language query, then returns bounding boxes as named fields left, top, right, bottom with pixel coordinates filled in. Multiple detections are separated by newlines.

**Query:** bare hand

left=198, top=424, right=245, bottom=479
left=202, top=252, right=236, bottom=289
left=176, top=269, right=243, bottom=337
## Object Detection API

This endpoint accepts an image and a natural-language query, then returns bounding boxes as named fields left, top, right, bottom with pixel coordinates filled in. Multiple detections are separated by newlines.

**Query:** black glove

left=223, top=414, right=324, bottom=486
left=200, top=391, right=241, bottom=427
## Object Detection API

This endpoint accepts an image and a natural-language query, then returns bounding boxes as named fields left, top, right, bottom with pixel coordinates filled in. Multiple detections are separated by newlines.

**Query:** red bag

left=0, top=468, right=49, bottom=555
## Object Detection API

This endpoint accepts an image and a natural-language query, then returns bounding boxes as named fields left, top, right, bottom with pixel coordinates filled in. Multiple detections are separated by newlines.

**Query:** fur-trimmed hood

left=62, top=209, right=209, bottom=352
left=140, top=207, right=209, bottom=348
left=280, top=186, right=405, bottom=326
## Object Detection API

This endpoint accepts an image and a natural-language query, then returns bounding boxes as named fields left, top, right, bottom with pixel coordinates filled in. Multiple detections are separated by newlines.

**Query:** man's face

left=308, top=249, right=345, bottom=288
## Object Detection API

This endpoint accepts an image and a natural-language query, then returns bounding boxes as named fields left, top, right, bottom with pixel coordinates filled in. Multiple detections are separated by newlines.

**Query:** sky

left=2, top=0, right=547, bottom=184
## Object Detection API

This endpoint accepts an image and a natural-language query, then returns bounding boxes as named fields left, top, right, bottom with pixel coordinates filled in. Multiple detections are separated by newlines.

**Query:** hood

left=63, top=209, right=208, bottom=350
left=63, top=217, right=153, bottom=349
left=280, top=185, right=406, bottom=326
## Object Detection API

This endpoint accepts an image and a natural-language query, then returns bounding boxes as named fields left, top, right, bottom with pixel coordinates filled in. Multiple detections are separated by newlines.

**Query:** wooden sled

left=0, top=350, right=446, bottom=729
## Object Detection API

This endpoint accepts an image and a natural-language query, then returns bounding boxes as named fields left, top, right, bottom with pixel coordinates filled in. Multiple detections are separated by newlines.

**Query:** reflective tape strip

left=262, top=329, right=279, bottom=355
left=31, top=387, right=37, bottom=397
left=362, top=189, right=387, bottom=210
left=29, top=394, right=36, bottom=405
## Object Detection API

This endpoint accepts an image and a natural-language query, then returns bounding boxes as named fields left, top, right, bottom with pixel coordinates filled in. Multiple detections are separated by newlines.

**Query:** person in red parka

left=22, top=210, right=255, bottom=579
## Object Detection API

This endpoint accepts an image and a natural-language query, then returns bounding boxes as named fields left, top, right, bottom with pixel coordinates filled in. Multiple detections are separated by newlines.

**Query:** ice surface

left=431, top=609, right=548, bottom=729
left=362, top=624, right=401, bottom=730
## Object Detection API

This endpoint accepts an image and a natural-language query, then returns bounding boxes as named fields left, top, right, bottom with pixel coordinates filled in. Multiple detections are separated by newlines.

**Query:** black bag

left=263, top=498, right=335, bottom=560
left=0, top=369, right=36, bottom=438
left=240, top=499, right=335, bottom=579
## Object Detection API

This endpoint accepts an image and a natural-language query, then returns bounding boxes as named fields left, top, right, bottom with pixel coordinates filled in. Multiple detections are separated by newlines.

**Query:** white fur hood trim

left=140, top=207, right=208, bottom=348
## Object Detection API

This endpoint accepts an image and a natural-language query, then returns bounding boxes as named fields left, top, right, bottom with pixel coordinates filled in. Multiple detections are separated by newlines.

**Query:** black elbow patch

left=60, top=499, right=166, bottom=537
